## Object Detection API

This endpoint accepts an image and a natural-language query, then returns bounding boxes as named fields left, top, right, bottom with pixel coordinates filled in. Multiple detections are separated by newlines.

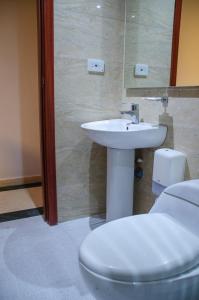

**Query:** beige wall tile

left=54, top=6, right=124, bottom=62
left=54, top=0, right=124, bottom=221
left=55, top=57, right=122, bottom=115
left=56, top=144, right=106, bottom=221
left=55, top=0, right=125, bottom=22
left=122, top=95, right=199, bottom=213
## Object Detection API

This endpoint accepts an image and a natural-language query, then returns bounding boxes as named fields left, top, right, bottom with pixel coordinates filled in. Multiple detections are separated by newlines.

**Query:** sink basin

left=81, top=119, right=167, bottom=149
left=81, top=119, right=167, bottom=222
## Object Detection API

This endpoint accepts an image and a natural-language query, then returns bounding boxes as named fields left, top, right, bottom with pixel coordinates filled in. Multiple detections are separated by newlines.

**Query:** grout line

left=0, top=207, right=44, bottom=223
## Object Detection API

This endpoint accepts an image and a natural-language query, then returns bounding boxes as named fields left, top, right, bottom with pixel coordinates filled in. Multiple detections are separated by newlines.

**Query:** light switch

left=134, top=64, right=149, bottom=77
left=87, top=59, right=105, bottom=74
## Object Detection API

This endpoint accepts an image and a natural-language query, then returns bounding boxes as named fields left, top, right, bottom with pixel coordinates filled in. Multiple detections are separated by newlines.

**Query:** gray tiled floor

left=0, top=215, right=105, bottom=300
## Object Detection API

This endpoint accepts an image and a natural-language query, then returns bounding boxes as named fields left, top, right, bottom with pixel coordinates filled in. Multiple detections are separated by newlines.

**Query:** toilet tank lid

left=164, top=180, right=199, bottom=206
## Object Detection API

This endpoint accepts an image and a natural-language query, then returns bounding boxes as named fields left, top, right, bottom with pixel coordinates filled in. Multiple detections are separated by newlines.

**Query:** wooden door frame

left=37, top=0, right=57, bottom=225
left=170, top=0, right=183, bottom=86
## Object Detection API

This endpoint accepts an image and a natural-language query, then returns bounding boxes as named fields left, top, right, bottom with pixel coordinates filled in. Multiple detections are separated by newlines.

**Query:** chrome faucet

left=120, top=104, right=139, bottom=124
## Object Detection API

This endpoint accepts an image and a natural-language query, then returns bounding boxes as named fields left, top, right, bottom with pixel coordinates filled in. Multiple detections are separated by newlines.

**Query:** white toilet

left=79, top=180, right=199, bottom=300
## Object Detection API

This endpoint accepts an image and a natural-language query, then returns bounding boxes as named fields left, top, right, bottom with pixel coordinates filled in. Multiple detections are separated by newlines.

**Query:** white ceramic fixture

left=81, top=119, right=167, bottom=221
left=79, top=180, right=199, bottom=300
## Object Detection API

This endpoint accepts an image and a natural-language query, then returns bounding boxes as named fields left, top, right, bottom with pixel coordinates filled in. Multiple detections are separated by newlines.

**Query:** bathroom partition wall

left=54, top=0, right=125, bottom=222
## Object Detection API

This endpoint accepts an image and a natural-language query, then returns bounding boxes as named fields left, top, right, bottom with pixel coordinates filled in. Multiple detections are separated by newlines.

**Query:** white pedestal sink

left=81, top=119, right=167, bottom=221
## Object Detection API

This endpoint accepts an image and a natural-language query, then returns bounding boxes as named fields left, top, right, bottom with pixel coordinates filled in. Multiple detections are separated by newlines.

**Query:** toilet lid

left=79, top=213, right=199, bottom=283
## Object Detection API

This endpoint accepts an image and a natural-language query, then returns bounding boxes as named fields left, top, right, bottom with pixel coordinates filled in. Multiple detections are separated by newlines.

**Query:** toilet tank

left=150, top=180, right=199, bottom=237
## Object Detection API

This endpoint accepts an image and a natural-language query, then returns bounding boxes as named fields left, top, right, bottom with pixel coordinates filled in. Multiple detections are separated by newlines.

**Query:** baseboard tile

left=0, top=176, right=42, bottom=188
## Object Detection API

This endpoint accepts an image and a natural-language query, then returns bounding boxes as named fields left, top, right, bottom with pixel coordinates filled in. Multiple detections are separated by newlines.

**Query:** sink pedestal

left=81, top=119, right=167, bottom=222
left=106, top=148, right=135, bottom=221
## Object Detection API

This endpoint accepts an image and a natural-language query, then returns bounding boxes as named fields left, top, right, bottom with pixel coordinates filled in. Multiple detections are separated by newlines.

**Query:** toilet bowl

left=79, top=180, right=199, bottom=300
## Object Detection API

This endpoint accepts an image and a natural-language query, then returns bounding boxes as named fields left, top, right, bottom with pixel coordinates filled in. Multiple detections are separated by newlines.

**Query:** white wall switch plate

left=87, top=59, right=105, bottom=74
left=134, top=64, right=149, bottom=77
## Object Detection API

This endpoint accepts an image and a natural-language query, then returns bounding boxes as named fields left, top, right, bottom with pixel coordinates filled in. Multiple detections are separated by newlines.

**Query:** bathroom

left=0, top=0, right=199, bottom=299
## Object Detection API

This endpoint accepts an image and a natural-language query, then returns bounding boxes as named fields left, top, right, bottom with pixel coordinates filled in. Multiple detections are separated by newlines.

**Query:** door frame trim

left=37, top=0, right=57, bottom=225
left=170, top=0, right=183, bottom=86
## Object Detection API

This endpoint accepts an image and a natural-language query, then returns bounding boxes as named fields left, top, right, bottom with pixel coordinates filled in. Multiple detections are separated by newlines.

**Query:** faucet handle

left=131, top=103, right=139, bottom=111
left=120, top=110, right=133, bottom=114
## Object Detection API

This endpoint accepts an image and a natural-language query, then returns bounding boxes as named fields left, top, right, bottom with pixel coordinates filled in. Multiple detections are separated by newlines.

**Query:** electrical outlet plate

left=134, top=64, right=149, bottom=77
left=87, top=59, right=105, bottom=74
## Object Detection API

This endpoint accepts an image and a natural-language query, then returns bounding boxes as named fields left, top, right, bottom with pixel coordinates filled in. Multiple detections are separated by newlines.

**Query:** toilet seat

left=79, top=213, right=199, bottom=283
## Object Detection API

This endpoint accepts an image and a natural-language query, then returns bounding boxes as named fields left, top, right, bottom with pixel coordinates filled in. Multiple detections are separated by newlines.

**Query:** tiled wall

left=54, top=0, right=125, bottom=221
left=122, top=88, right=199, bottom=214
left=54, top=0, right=199, bottom=222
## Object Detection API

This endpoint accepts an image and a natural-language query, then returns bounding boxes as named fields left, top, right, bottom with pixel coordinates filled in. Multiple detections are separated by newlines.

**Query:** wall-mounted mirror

left=124, top=0, right=199, bottom=88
